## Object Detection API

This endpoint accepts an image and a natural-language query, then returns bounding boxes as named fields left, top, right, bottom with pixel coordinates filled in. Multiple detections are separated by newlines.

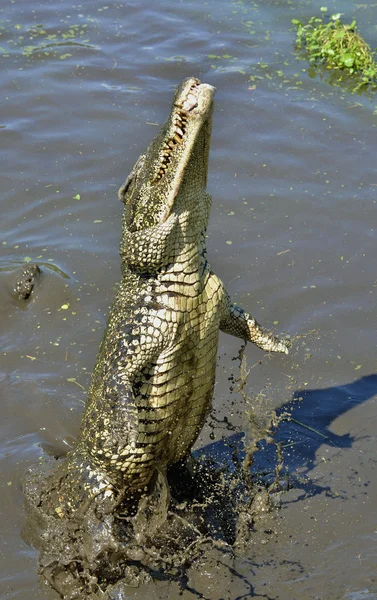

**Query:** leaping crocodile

left=35, top=77, right=289, bottom=521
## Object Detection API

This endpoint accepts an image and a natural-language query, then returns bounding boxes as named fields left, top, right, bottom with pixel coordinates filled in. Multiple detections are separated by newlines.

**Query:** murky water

left=1, top=0, right=377, bottom=598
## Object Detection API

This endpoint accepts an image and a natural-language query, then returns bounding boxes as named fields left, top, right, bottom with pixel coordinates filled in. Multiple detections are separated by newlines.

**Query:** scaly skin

left=40, top=77, right=289, bottom=519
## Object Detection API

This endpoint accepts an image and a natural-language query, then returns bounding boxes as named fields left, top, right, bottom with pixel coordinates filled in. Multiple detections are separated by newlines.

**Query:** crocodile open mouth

left=153, top=80, right=204, bottom=183
left=117, top=78, right=215, bottom=233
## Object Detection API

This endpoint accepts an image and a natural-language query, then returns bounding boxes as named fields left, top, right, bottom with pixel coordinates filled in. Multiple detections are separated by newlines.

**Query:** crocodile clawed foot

left=272, top=334, right=291, bottom=355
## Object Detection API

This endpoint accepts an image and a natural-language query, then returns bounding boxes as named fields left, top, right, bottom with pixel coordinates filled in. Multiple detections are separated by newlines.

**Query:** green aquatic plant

left=0, top=21, right=95, bottom=60
left=292, top=9, right=377, bottom=92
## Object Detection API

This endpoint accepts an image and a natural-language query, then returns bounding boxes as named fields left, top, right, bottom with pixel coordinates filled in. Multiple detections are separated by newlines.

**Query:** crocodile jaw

left=118, top=78, right=216, bottom=233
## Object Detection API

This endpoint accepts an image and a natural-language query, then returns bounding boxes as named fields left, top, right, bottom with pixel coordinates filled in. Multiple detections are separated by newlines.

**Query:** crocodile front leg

left=220, top=297, right=290, bottom=354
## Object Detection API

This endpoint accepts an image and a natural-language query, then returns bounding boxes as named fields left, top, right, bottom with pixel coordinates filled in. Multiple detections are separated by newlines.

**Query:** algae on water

left=292, top=9, right=377, bottom=92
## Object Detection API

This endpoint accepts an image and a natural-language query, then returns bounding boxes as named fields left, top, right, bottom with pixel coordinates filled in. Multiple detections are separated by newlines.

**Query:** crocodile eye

left=119, top=173, right=134, bottom=201
left=118, top=155, right=145, bottom=203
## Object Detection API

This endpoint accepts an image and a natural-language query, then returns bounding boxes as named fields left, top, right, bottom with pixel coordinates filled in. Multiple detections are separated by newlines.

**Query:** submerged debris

left=292, top=10, right=377, bottom=92
left=12, top=263, right=41, bottom=300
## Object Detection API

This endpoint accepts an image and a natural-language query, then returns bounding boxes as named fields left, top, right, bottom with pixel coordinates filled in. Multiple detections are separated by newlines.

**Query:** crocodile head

left=118, top=78, right=216, bottom=271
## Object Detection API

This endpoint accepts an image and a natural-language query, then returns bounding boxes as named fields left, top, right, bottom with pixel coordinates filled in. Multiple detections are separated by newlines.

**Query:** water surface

left=1, top=0, right=377, bottom=598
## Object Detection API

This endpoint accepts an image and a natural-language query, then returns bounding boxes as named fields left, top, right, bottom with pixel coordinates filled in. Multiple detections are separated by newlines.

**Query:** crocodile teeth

left=174, top=133, right=183, bottom=144
left=182, top=93, right=198, bottom=112
left=175, top=127, right=184, bottom=137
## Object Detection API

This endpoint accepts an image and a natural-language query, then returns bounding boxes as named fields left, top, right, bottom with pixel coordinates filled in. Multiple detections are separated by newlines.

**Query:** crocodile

left=28, top=77, right=289, bottom=526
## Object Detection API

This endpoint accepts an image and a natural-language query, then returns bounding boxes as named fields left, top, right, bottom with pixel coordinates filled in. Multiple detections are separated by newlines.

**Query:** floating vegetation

left=292, top=9, right=377, bottom=92
left=0, top=21, right=97, bottom=60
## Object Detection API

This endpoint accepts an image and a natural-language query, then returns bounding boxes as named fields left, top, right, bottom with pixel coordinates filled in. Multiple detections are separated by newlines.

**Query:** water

left=1, top=0, right=377, bottom=598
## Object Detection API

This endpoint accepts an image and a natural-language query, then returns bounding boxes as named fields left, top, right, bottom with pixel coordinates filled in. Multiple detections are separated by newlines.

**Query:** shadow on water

left=196, top=372, right=377, bottom=502
left=275, top=373, right=377, bottom=471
